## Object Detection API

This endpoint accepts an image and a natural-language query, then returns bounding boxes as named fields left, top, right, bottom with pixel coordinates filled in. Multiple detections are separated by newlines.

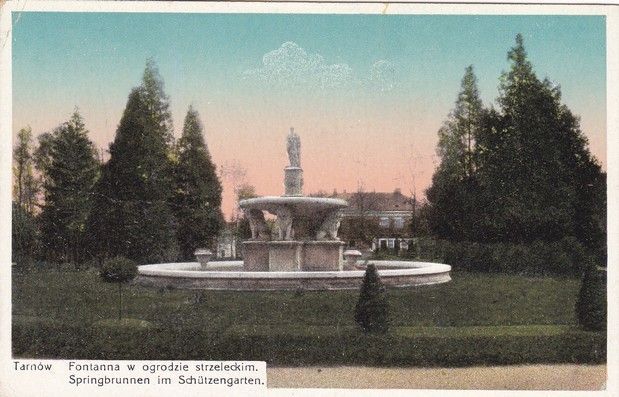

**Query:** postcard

left=0, top=1, right=616, bottom=396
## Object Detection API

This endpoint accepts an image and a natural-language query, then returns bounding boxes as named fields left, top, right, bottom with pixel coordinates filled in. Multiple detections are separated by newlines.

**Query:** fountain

left=239, top=127, right=349, bottom=272
left=136, top=128, right=451, bottom=290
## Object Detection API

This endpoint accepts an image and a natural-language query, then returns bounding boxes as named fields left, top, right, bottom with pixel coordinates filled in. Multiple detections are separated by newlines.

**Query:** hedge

left=13, top=319, right=605, bottom=366
left=406, top=236, right=598, bottom=276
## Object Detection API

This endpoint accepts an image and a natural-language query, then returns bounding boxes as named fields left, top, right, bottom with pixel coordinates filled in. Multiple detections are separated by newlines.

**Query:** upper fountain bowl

left=239, top=196, right=348, bottom=216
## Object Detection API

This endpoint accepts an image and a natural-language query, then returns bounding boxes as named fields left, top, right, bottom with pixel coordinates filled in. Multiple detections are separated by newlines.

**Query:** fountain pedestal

left=243, top=240, right=345, bottom=272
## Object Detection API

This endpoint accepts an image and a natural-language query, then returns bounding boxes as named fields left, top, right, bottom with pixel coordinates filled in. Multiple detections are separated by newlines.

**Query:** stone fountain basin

left=135, top=261, right=451, bottom=291
left=239, top=196, right=348, bottom=215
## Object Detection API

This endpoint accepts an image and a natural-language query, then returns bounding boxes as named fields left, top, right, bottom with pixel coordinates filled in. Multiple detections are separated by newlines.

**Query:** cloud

left=243, top=42, right=354, bottom=90
left=370, top=60, right=396, bottom=92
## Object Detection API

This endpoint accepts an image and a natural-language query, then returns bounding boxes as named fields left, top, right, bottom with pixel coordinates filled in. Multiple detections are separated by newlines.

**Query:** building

left=331, top=188, right=417, bottom=252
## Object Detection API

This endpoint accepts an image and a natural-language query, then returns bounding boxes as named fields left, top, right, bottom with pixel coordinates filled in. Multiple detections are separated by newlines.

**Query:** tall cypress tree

left=426, top=65, right=485, bottom=241
left=172, top=106, right=224, bottom=260
left=87, top=60, right=178, bottom=264
left=38, top=110, right=99, bottom=265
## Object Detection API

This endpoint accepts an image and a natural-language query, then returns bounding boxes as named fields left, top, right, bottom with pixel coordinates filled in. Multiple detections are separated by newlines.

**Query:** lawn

left=12, top=267, right=605, bottom=365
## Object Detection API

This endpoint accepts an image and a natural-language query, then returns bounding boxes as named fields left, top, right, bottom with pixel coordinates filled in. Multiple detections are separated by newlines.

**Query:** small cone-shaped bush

left=354, top=264, right=389, bottom=334
left=575, top=264, right=606, bottom=331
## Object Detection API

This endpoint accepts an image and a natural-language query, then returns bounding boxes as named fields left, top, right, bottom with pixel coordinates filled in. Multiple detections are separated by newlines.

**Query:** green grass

left=11, top=267, right=604, bottom=365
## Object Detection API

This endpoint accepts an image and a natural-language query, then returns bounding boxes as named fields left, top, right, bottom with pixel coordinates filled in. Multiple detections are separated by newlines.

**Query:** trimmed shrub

left=422, top=238, right=592, bottom=276
left=576, top=265, right=607, bottom=331
left=355, top=264, right=389, bottom=334
left=12, top=319, right=606, bottom=365
left=100, top=256, right=138, bottom=283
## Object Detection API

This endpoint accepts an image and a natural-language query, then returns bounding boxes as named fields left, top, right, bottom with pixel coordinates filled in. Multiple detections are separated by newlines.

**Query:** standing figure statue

left=287, top=127, right=301, bottom=168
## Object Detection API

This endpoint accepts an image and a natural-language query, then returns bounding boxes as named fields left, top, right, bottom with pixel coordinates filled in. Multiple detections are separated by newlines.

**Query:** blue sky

left=11, top=12, right=607, bottom=217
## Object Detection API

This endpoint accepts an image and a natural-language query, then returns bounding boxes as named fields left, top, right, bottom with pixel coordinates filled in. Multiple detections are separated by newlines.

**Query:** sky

left=12, top=12, right=606, bottom=219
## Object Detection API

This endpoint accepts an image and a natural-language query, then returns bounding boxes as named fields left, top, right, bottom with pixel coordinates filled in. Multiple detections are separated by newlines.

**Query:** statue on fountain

left=287, top=127, right=301, bottom=168
left=245, top=208, right=270, bottom=241
left=275, top=207, right=294, bottom=240
left=316, top=210, right=341, bottom=240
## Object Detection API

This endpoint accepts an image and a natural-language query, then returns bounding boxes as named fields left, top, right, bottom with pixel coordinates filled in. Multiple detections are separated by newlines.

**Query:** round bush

left=100, top=257, right=138, bottom=283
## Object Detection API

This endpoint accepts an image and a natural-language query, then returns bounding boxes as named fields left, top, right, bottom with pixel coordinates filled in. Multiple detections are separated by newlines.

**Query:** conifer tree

left=37, top=110, right=99, bottom=265
left=172, top=106, right=224, bottom=260
left=426, top=66, right=485, bottom=241
left=87, top=60, right=178, bottom=264
left=354, top=264, right=389, bottom=334
left=477, top=34, right=604, bottom=245
left=575, top=265, right=606, bottom=331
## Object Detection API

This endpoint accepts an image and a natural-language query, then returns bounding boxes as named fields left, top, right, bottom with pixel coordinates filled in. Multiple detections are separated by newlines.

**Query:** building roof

left=316, top=189, right=414, bottom=213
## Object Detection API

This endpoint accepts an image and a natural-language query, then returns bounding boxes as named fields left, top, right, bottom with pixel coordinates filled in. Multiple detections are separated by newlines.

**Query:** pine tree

left=87, top=60, right=178, bottom=264
left=354, top=264, right=389, bottom=334
left=172, top=106, right=224, bottom=260
left=37, top=110, right=99, bottom=265
left=426, top=66, right=485, bottom=241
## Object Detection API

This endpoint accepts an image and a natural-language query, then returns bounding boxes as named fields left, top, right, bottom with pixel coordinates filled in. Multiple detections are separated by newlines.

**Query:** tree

left=100, top=257, right=138, bottom=321
left=575, top=265, right=606, bottom=331
left=426, top=66, right=485, bottom=241
left=476, top=34, right=605, bottom=246
left=338, top=187, right=383, bottom=249
left=427, top=35, right=605, bottom=261
left=13, top=126, right=40, bottom=264
left=87, top=60, right=178, bottom=264
left=172, top=106, right=224, bottom=260
left=354, top=264, right=389, bottom=333
left=37, top=110, right=99, bottom=265
left=13, top=126, right=39, bottom=214
left=12, top=202, right=38, bottom=265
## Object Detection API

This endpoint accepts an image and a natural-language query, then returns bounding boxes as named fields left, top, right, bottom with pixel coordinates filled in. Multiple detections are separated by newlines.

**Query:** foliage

left=12, top=127, right=40, bottom=264
left=426, top=35, right=606, bottom=268
left=13, top=126, right=39, bottom=214
left=410, top=237, right=592, bottom=276
left=575, top=266, right=606, bottom=331
left=99, top=256, right=138, bottom=283
left=476, top=34, right=605, bottom=246
left=338, top=189, right=384, bottom=248
left=13, top=319, right=605, bottom=365
left=12, top=202, right=38, bottom=265
left=36, top=110, right=99, bottom=265
left=426, top=66, right=485, bottom=241
left=100, top=256, right=138, bottom=321
left=87, top=60, right=178, bottom=265
left=171, top=106, right=224, bottom=260
left=355, top=264, right=389, bottom=333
